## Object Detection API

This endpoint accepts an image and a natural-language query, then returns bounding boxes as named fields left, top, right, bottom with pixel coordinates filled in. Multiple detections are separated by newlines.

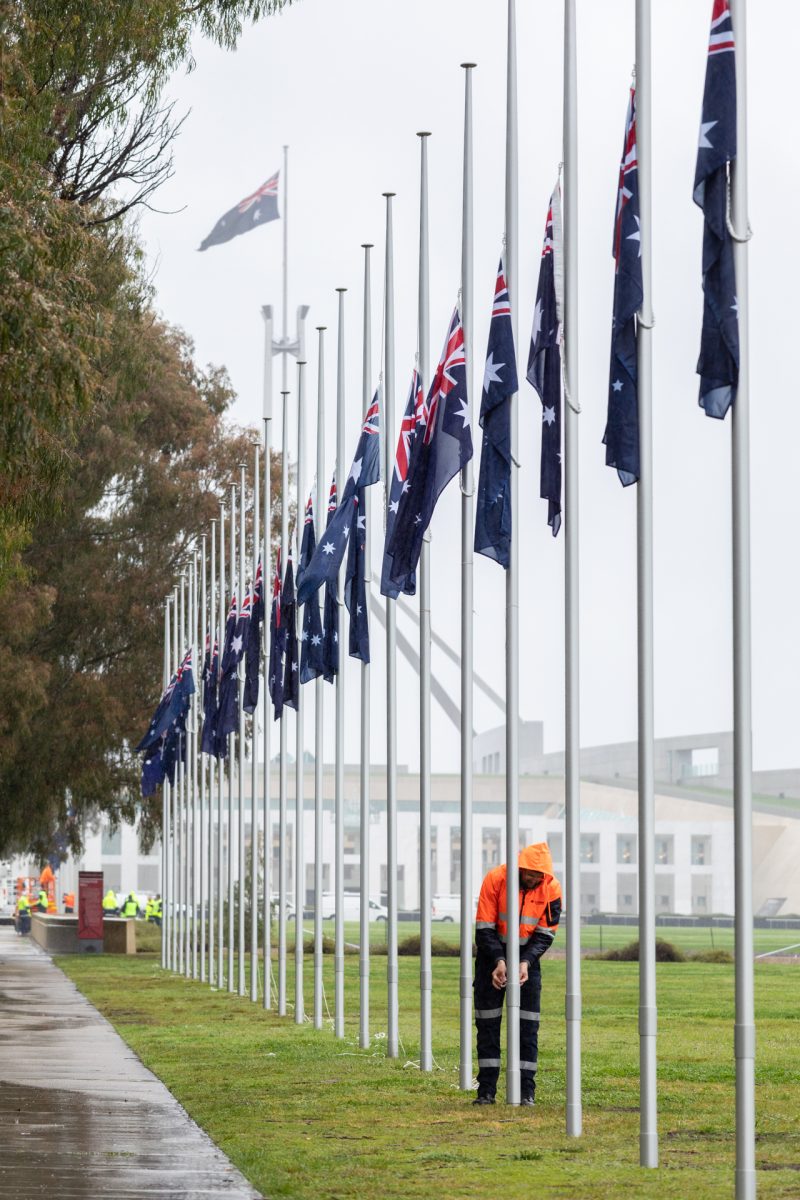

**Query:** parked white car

left=321, top=893, right=388, bottom=922
left=432, top=894, right=478, bottom=922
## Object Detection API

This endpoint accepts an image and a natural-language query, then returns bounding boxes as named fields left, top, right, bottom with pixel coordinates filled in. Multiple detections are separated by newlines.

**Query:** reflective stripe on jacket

left=475, top=841, right=562, bottom=968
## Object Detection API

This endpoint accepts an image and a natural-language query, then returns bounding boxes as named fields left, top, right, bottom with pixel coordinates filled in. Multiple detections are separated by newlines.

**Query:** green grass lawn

left=58, top=944, right=800, bottom=1199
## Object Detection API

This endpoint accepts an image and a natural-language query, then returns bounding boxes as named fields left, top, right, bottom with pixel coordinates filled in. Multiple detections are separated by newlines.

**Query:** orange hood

left=518, top=841, right=554, bottom=878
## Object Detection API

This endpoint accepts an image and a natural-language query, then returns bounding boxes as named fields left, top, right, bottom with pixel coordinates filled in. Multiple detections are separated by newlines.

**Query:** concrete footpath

left=0, top=928, right=263, bottom=1198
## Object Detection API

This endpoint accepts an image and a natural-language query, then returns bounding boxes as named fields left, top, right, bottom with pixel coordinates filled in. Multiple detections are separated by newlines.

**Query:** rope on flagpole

left=726, top=170, right=753, bottom=241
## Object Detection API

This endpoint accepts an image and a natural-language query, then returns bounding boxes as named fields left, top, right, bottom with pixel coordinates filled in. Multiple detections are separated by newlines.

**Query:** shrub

left=689, top=949, right=734, bottom=963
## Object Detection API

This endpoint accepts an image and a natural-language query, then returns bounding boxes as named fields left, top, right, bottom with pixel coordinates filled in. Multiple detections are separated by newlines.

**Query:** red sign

left=78, top=871, right=104, bottom=940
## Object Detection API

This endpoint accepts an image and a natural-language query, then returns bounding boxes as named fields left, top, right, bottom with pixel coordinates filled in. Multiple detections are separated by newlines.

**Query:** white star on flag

left=698, top=120, right=717, bottom=149
left=627, top=215, right=641, bottom=257
left=543, top=406, right=556, bottom=427
left=349, top=456, right=363, bottom=486
left=311, top=634, right=321, bottom=646
left=356, top=604, right=362, bottom=616
left=612, top=379, right=624, bottom=393
left=389, top=499, right=398, bottom=514
left=357, top=513, right=366, bottom=532
left=232, top=635, right=243, bottom=654
left=731, top=296, right=739, bottom=317
left=322, top=541, right=335, bottom=555
left=483, top=351, right=504, bottom=393
left=532, top=298, right=543, bottom=343
left=454, top=397, right=470, bottom=430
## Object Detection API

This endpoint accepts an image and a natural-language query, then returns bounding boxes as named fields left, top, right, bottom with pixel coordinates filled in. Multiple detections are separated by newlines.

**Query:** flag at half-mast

left=345, top=391, right=382, bottom=663
left=268, top=550, right=285, bottom=720
left=527, top=188, right=563, bottom=536
left=281, top=550, right=300, bottom=712
left=380, top=370, right=425, bottom=600
left=201, top=634, right=219, bottom=755
left=475, top=257, right=518, bottom=567
left=603, top=86, right=643, bottom=487
left=694, top=0, right=738, bottom=418
left=298, top=492, right=325, bottom=683
left=243, top=556, right=264, bottom=714
left=217, top=589, right=251, bottom=745
left=322, top=474, right=339, bottom=684
left=296, top=398, right=381, bottom=607
left=199, top=171, right=280, bottom=252
left=385, top=308, right=472, bottom=587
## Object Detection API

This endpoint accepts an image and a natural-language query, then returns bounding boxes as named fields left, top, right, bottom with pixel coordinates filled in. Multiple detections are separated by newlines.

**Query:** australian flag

left=268, top=551, right=285, bottom=720
left=298, top=493, right=325, bottom=683
left=322, top=475, right=339, bottom=684
left=694, top=0, right=738, bottom=419
left=201, top=635, right=219, bottom=756
left=135, top=649, right=195, bottom=753
left=385, top=308, right=472, bottom=587
left=199, top=171, right=279, bottom=252
left=243, top=557, right=264, bottom=715
left=217, top=590, right=251, bottom=747
left=296, top=397, right=381, bottom=607
left=380, top=370, right=424, bottom=599
left=604, top=86, right=643, bottom=487
left=527, top=190, right=563, bottom=536
left=281, top=552, right=300, bottom=712
left=475, top=258, right=518, bottom=567
left=345, top=490, right=370, bottom=662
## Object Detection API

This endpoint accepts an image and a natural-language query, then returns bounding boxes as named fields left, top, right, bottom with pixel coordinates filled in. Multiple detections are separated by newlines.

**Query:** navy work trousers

left=473, top=952, right=541, bottom=1098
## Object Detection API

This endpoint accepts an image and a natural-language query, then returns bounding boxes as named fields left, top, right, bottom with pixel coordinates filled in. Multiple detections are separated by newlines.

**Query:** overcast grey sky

left=137, top=0, right=799, bottom=775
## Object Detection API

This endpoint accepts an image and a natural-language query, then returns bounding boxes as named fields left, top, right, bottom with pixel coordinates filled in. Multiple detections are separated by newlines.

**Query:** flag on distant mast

left=527, top=189, right=563, bottom=536
left=199, top=171, right=280, bottom=251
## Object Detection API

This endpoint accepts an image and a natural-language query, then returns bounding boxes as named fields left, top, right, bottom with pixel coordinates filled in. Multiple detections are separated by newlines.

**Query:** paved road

left=0, top=928, right=263, bottom=1198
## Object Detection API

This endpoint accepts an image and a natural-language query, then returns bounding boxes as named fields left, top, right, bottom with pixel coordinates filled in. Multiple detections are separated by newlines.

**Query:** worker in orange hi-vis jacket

left=472, top=841, right=562, bottom=1108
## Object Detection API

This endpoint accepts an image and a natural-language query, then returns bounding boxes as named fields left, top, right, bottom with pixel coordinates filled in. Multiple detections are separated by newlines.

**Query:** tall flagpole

left=250, top=440, right=260, bottom=1003
left=636, top=0, right=658, bottom=1168
left=279, top=390, right=290, bottom=1016
left=179, top=570, right=187, bottom=976
left=162, top=597, right=171, bottom=970
left=359, top=242, right=373, bottom=1051
left=504, top=0, right=521, bottom=1107
left=262, top=305, right=274, bottom=1011
left=382, top=193, right=399, bottom=1059
left=459, top=61, right=476, bottom=1092
left=314, top=326, right=326, bottom=1031
left=217, top=504, right=226, bottom=989
left=238, top=462, right=247, bottom=997
left=334, top=286, right=347, bottom=1040
left=200, top=536, right=208, bottom=982
left=208, top=520, right=217, bottom=986
left=295, top=359, right=307, bottom=1025
left=563, top=0, right=583, bottom=1138
left=729, top=2, right=755, bottom=1194
left=172, top=583, right=179, bottom=972
left=227, top=485, right=236, bottom=993
left=417, top=130, right=433, bottom=1074
left=191, top=552, right=199, bottom=980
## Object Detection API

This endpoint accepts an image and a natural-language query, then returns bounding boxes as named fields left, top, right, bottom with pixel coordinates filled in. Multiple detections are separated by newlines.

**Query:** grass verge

left=57, top=951, right=800, bottom=1199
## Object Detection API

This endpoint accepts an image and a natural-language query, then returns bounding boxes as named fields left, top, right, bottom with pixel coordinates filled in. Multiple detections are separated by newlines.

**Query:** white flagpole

left=238, top=463, right=247, bottom=997
left=179, top=570, right=187, bottom=976
left=208, top=520, right=217, bottom=986
left=295, top=359, right=307, bottom=1025
left=563, top=0, right=583, bottom=1138
left=314, top=326, right=326, bottom=1031
left=334, top=287, right=347, bottom=1040
left=635, top=0, right=658, bottom=1168
left=459, top=61, right=476, bottom=1092
left=172, top=583, right=179, bottom=972
left=200, top=537, right=208, bottom=982
left=504, top=0, right=521, bottom=1106
left=417, top=129, right=433, bottom=1074
left=162, top=596, right=171, bottom=970
left=359, top=243, right=373, bottom=1051
left=217, top=503, right=226, bottom=989
left=262, top=412, right=273, bottom=1010
left=262, top=304, right=274, bottom=1011
left=382, top=194, right=399, bottom=1059
left=729, top=2, right=755, bottom=1194
left=228, top=484, right=236, bottom=993
left=279, top=391, right=290, bottom=1016
left=251, top=440, right=260, bottom=1003
left=190, top=553, right=198, bottom=980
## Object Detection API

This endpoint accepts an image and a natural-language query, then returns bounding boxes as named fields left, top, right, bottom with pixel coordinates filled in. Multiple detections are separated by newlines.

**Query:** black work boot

left=520, top=1085, right=536, bottom=1107
left=472, top=1092, right=496, bottom=1106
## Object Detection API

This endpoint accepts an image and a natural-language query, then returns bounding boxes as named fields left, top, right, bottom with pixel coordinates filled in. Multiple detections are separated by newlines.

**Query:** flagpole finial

left=336, top=287, right=347, bottom=293
left=297, top=360, right=307, bottom=367
left=382, top=192, right=396, bottom=198
left=417, top=131, right=431, bottom=139
left=361, top=243, right=374, bottom=249
left=460, top=62, right=477, bottom=69
left=281, top=390, right=291, bottom=397
left=316, top=325, right=327, bottom=331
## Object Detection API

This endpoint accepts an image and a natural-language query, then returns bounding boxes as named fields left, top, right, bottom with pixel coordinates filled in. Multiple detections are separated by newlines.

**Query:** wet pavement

left=0, top=929, right=263, bottom=1198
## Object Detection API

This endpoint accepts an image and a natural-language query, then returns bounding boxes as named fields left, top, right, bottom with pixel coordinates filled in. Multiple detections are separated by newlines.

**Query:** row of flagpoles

left=139, top=1, right=754, bottom=1194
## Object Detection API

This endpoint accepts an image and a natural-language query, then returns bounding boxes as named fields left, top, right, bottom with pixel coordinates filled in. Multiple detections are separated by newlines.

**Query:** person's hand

left=519, top=961, right=529, bottom=985
left=492, top=960, right=507, bottom=990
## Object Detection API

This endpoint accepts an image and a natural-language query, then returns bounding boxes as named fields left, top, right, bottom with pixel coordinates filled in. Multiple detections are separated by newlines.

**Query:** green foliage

left=590, top=938, right=687, bottom=962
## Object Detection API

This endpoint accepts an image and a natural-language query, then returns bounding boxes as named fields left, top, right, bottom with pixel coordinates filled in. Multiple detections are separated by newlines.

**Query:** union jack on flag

left=199, top=169, right=281, bottom=252
left=381, top=370, right=423, bottom=600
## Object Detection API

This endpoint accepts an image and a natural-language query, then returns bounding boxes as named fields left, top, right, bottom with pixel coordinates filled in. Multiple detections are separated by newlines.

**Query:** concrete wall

left=30, top=914, right=136, bottom=955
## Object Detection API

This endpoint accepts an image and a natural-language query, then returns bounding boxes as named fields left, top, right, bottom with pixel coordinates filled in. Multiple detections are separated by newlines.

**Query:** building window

left=343, top=863, right=360, bottom=889
left=691, top=836, right=711, bottom=866
left=580, top=834, right=599, bottom=864
left=518, top=829, right=530, bottom=850
left=617, top=835, right=637, bottom=866
left=616, top=883, right=636, bottom=913
left=482, top=827, right=502, bottom=875
left=344, top=828, right=361, bottom=856
left=547, top=833, right=563, bottom=863
left=655, top=835, right=674, bottom=866
left=450, top=827, right=461, bottom=893
left=103, top=864, right=121, bottom=891
left=101, top=826, right=121, bottom=855
left=138, top=864, right=159, bottom=893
